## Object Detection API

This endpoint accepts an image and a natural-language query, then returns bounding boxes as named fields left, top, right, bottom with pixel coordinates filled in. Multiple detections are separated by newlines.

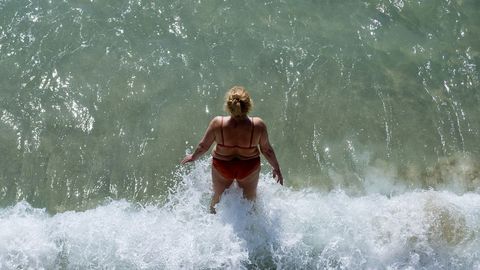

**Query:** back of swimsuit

left=212, top=156, right=260, bottom=180
left=216, top=116, right=256, bottom=150
left=213, top=116, right=260, bottom=179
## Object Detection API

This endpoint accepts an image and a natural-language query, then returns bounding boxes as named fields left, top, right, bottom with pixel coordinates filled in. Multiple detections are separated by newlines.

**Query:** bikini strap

left=249, top=117, right=254, bottom=147
left=221, top=116, right=225, bottom=145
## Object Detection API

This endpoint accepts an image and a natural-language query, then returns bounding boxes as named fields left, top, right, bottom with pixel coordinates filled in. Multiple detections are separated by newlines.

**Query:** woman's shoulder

left=210, top=116, right=230, bottom=127
left=208, top=116, right=222, bottom=128
left=251, top=116, right=266, bottom=129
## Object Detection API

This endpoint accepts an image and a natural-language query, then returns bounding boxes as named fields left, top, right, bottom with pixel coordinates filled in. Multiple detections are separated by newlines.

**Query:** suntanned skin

left=181, top=115, right=283, bottom=213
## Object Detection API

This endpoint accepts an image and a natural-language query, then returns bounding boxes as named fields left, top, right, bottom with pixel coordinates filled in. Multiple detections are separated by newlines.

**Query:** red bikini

left=212, top=117, right=260, bottom=180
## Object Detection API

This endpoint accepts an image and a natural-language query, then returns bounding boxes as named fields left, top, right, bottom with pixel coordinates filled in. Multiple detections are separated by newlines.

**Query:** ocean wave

left=1, top=159, right=479, bottom=269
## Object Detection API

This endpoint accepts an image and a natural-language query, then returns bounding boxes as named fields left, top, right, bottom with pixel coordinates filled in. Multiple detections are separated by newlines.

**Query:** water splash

left=1, top=160, right=480, bottom=269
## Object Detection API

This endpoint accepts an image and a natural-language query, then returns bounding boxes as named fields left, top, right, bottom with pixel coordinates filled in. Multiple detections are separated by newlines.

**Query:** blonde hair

left=224, top=86, right=253, bottom=118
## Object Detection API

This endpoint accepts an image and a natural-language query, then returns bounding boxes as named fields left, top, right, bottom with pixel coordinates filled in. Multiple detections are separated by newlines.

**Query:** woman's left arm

left=181, top=117, right=218, bottom=164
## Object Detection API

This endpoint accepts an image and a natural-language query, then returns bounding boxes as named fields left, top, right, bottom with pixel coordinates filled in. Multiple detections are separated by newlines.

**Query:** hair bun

left=224, top=86, right=253, bottom=118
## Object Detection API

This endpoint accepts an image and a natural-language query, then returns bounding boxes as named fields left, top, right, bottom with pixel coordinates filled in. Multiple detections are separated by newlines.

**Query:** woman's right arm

left=181, top=117, right=218, bottom=164
left=258, top=119, right=283, bottom=185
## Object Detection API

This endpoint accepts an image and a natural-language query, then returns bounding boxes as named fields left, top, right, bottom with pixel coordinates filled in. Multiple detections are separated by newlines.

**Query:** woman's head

left=224, top=86, right=253, bottom=118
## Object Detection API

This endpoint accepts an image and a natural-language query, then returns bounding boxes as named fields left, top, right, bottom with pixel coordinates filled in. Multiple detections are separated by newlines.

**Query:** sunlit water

left=1, top=0, right=480, bottom=268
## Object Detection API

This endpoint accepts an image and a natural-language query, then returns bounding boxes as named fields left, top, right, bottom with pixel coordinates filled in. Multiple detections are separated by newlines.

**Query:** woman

left=181, top=86, right=283, bottom=213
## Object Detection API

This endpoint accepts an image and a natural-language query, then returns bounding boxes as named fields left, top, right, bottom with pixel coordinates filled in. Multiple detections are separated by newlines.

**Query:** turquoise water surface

left=1, top=0, right=479, bottom=268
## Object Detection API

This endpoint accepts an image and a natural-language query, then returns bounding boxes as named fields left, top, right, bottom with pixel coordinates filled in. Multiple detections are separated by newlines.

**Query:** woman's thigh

left=237, top=166, right=260, bottom=199
left=212, top=166, right=234, bottom=193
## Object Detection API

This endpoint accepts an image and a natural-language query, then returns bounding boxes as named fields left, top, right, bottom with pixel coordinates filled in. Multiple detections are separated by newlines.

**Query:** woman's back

left=213, top=116, right=260, bottom=160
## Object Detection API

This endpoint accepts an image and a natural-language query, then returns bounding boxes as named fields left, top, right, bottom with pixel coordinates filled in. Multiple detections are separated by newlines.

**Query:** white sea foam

left=1, top=159, right=480, bottom=269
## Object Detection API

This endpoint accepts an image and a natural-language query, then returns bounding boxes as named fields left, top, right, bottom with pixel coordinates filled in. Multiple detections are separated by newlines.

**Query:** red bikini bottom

left=212, top=157, right=260, bottom=180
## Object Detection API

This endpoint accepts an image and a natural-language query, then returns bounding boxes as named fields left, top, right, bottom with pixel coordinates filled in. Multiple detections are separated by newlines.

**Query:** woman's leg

left=211, top=166, right=233, bottom=214
left=237, top=166, right=261, bottom=200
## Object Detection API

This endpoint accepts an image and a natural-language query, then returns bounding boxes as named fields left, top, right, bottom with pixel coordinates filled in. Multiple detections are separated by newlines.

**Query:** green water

left=1, top=0, right=479, bottom=212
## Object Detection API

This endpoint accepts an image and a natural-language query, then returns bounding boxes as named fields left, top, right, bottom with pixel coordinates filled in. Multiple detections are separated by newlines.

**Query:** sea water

left=1, top=0, right=479, bottom=269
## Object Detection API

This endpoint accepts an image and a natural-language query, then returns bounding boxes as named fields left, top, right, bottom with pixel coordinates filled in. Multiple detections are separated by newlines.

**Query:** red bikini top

left=217, top=116, right=256, bottom=149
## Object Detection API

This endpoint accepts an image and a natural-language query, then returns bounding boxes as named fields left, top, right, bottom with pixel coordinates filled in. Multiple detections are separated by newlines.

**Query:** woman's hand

left=181, top=154, right=195, bottom=164
left=272, top=168, right=283, bottom=185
